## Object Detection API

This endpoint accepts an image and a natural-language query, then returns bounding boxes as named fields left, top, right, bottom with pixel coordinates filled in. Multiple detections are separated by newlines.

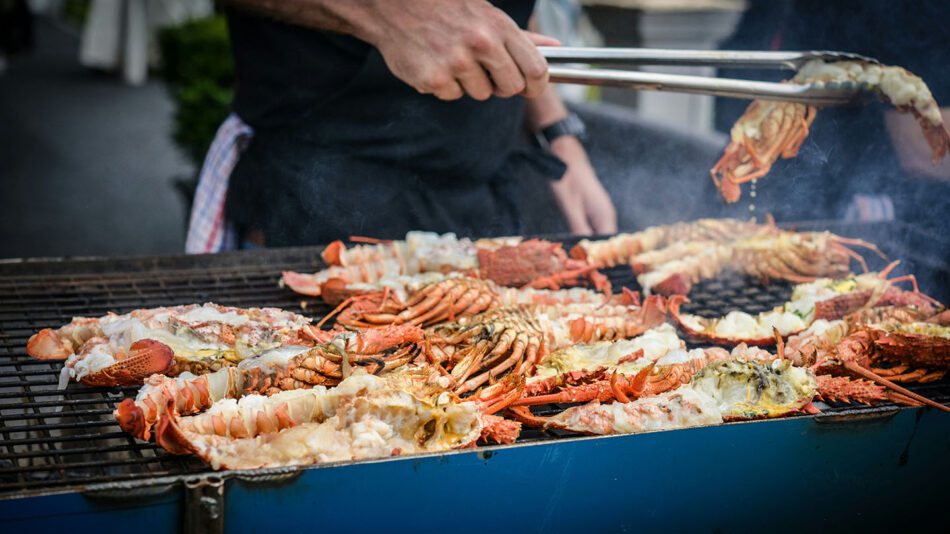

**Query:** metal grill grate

left=0, top=244, right=947, bottom=499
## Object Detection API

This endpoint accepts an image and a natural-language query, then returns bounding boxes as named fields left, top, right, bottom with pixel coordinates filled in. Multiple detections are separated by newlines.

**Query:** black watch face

left=566, top=115, right=586, bottom=138
left=543, top=114, right=585, bottom=143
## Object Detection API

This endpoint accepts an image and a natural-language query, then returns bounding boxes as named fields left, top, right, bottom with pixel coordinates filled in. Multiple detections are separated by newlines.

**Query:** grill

left=1, top=225, right=948, bottom=504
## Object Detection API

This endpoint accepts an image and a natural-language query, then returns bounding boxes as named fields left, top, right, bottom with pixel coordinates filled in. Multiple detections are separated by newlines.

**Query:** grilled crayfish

left=713, top=59, right=950, bottom=202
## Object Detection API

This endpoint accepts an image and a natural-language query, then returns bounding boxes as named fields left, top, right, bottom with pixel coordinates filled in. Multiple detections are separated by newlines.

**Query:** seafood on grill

left=711, top=99, right=816, bottom=203
left=712, top=59, right=950, bottom=202
left=781, top=308, right=950, bottom=412
left=525, top=323, right=685, bottom=392
left=666, top=263, right=939, bottom=346
left=26, top=303, right=338, bottom=388
left=691, top=359, right=817, bottom=420
left=865, top=322, right=950, bottom=377
left=152, top=372, right=522, bottom=470
left=430, top=298, right=668, bottom=393
left=668, top=295, right=809, bottom=347
left=321, top=231, right=517, bottom=270
left=512, top=358, right=816, bottom=434
left=638, top=230, right=881, bottom=296
left=517, top=341, right=777, bottom=407
left=518, top=325, right=684, bottom=402
left=569, top=217, right=774, bottom=268
left=320, top=275, right=634, bottom=330
left=283, top=232, right=608, bottom=299
left=812, top=329, right=950, bottom=413
left=114, top=325, right=429, bottom=440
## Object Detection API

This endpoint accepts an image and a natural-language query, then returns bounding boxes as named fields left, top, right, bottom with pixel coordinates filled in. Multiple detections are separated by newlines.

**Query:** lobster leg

left=842, top=360, right=950, bottom=413
left=506, top=406, right=550, bottom=428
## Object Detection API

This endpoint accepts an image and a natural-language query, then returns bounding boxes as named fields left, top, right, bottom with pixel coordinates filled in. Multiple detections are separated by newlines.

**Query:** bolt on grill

left=0, top=239, right=947, bottom=499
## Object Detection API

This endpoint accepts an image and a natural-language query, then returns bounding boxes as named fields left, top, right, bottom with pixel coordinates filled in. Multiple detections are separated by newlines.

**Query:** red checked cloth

left=185, top=114, right=254, bottom=253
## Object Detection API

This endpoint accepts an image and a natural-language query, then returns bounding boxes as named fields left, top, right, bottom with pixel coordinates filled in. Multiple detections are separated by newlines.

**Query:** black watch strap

left=535, top=112, right=586, bottom=149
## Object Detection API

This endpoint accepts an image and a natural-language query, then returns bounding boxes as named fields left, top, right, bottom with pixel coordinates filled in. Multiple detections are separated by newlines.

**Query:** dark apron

left=224, top=2, right=565, bottom=247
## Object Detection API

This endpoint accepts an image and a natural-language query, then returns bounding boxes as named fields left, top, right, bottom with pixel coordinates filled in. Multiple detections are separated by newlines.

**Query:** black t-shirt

left=224, top=1, right=563, bottom=246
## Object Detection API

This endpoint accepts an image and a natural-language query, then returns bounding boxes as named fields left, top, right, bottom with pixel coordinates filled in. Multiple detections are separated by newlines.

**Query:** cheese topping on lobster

left=531, top=324, right=684, bottom=380
left=543, top=357, right=817, bottom=434
left=691, top=360, right=817, bottom=420
left=876, top=322, right=950, bottom=337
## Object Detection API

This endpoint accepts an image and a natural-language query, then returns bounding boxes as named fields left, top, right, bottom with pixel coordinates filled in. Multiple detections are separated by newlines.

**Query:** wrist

left=531, top=111, right=569, bottom=131
left=328, top=0, right=384, bottom=45
left=549, top=134, right=582, bottom=152
left=533, top=112, right=586, bottom=151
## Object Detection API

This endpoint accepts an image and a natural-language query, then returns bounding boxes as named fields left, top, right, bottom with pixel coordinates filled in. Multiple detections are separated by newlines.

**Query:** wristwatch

left=534, top=112, right=586, bottom=150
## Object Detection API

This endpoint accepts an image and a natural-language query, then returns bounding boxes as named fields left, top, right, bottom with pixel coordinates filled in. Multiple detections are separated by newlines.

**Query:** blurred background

left=1, top=0, right=948, bottom=259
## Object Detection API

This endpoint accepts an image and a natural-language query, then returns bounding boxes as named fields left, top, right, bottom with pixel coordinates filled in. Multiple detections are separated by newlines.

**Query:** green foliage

left=61, top=0, right=91, bottom=26
left=158, top=15, right=235, bottom=166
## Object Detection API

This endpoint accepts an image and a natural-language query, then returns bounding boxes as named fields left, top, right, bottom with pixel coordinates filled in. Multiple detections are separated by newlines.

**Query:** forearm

left=524, top=83, right=569, bottom=130
left=523, top=16, right=567, bottom=129
left=222, top=0, right=380, bottom=43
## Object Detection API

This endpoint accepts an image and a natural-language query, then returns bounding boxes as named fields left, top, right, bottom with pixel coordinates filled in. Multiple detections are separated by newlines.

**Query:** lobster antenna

left=348, top=236, right=394, bottom=244
left=834, top=236, right=887, bottom=260
left=878, top=260, right=901, bottom=280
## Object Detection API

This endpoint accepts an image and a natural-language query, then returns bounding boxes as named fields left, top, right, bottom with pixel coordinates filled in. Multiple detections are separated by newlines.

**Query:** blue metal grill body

left=1, top=226, right=948, bottom=532
left=3, top=407, right=948, bottom=533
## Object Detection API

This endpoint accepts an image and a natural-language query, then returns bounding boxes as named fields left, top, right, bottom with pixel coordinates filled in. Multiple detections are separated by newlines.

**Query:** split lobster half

left=713, top=59, right=950, bottom=202
left=510, top=357, right=818, bottom=435
left=146, top=372, right=524, bottom=470
left=27, top=303, right=338, bottom=387
left=114, top=324, right=428, bottom=440
left=667, top=261, right=943, bottom=347
left=281, top=232, right=610, bottom=300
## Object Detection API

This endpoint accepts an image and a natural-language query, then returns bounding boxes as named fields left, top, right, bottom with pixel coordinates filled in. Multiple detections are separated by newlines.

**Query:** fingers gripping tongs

left=540, top=47, right=881, bottom=106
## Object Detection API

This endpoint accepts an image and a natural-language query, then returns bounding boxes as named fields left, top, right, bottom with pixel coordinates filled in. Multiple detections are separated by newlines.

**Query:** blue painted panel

left=0, top=488, right=180, bottom=532
left=226, top=409, right=949, bottom=534
left=2, top=408, right=947, bottom=533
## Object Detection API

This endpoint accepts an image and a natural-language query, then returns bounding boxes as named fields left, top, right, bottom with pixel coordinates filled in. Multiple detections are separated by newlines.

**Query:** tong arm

left=540, top=47, right=879, bottom=70
left=547, top=66, right=862, bottom=106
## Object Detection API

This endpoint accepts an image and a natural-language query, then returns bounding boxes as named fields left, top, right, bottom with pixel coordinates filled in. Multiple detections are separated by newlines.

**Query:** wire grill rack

left=0, top=242, right=947, bottom=498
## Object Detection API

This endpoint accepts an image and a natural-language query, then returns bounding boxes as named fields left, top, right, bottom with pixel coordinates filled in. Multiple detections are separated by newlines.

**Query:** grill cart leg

left=183, top=476, right=225, bottom=534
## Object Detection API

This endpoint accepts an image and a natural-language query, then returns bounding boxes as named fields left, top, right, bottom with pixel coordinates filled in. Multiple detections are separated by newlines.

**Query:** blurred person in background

left=715, top=0, right=950, bottom=229
left=185, top=0, right=617, bottom=253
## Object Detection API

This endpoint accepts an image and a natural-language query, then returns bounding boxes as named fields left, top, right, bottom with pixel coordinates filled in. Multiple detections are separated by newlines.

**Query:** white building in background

left=78, top=0, right=212, bottom=85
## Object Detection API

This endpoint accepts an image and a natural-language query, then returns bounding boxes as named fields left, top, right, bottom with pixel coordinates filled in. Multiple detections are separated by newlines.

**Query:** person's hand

left=356, top=0, right=559, bottom=100
left=547, top=136, right=617, bottom=235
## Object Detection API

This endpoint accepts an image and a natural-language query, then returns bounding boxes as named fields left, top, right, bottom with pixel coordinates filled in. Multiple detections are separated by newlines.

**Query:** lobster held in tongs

left=541, top=46, right=950, bottom=203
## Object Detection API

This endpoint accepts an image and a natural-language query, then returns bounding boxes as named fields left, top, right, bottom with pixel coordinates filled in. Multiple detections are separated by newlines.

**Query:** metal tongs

left=541, top=47, right=880, bottom=105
